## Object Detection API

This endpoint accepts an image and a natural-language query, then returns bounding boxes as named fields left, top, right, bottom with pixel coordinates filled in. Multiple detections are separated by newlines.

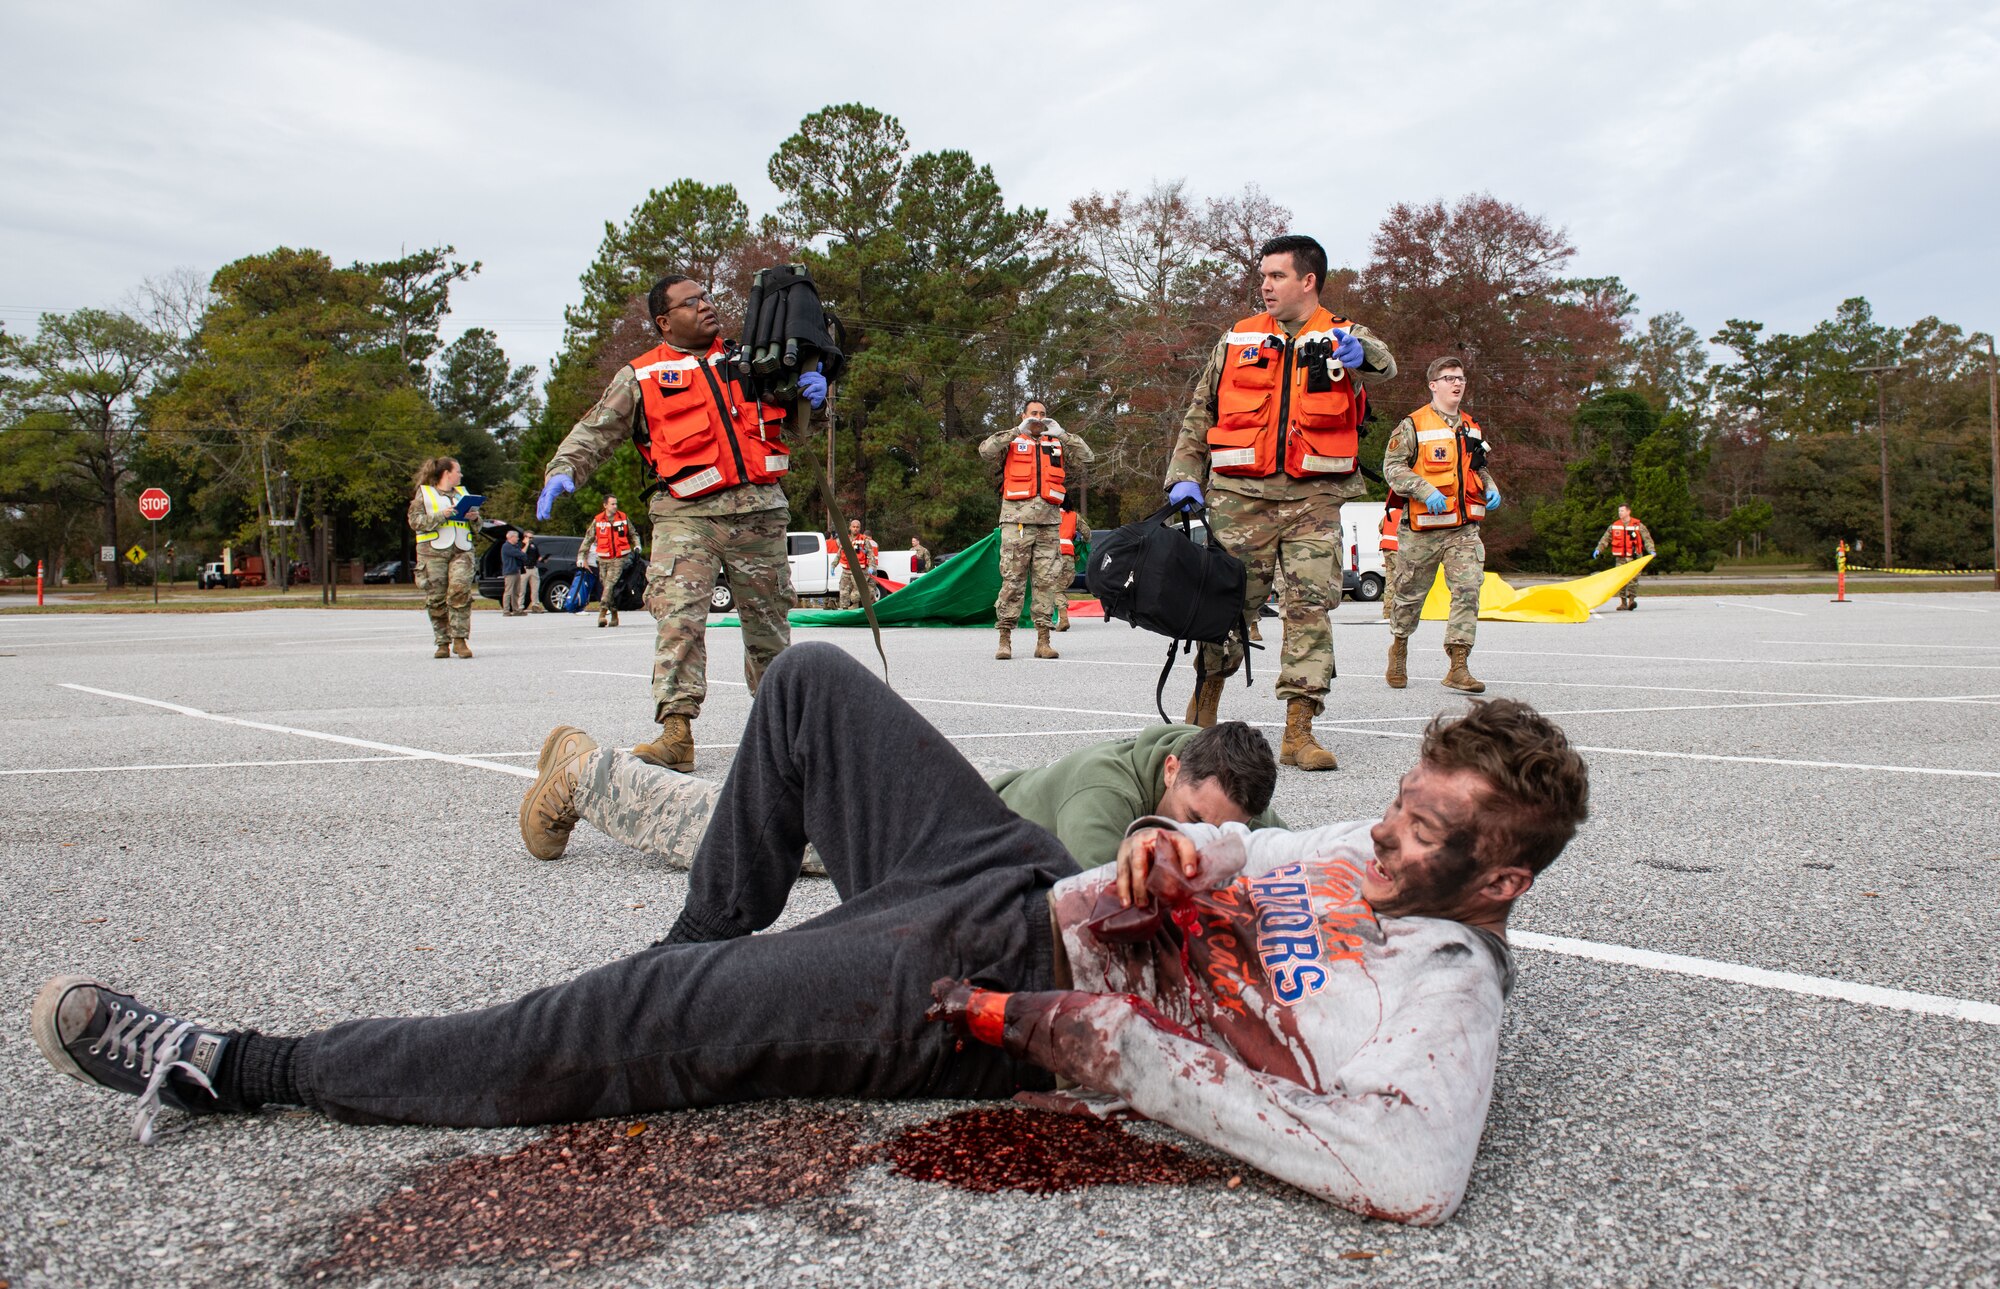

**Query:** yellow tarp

left=1419, top=554, right=1653, bottom=623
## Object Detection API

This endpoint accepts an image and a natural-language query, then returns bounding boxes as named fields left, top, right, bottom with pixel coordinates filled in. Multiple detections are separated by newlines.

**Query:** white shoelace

left=90, top=1003, right=217, bottom=1144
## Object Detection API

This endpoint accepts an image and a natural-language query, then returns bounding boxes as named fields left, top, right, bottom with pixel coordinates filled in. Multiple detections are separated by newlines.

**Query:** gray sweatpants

left=293, top=644, right=1077, bottom=1127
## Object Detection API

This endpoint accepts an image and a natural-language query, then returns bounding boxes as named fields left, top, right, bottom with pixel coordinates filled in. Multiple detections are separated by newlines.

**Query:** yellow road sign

left=125, top=545, right=147, bottom=565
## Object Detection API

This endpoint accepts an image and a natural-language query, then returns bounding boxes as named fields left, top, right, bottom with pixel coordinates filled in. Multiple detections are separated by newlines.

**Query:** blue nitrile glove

left=1425, top=490, right=1450, bottom=515
left=1331, top=328, right=1365, bottom=368
left=1485, top=484, right=1501, bottom=509
left=1167, top=481, right=1204, bottom=512
left=536, top=474, right=575, bottom=520
left=799, top=371, right=827, bottom=408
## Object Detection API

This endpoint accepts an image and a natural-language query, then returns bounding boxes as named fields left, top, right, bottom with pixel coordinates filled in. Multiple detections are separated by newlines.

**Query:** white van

left=1339, top=501, right=1390, bottom=603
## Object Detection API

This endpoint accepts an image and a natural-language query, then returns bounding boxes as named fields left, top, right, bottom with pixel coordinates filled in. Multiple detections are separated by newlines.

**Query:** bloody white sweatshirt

left=1006, top=817, right=1514, bottom=1226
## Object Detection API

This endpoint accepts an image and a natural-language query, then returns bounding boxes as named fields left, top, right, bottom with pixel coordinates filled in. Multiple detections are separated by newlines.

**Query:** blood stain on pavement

left=305, top=1104, right=1221, bottom=1277
left=880, top=1105, right=1225, bottom=1194
left=303, top=1106, right=871, bottom=1278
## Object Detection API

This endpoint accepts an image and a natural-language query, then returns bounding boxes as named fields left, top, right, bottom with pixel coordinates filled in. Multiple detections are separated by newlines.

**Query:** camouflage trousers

left=1379, top=551, right=1396, bottom=619
left=837, top=566, right=875, bottom=610
left=418, top=547, right=473, bottom=645
left=597, top=555, right=628, bottom=616
left=995, top=522, right=1069, bottom=629
left=644, top=505, right=791, bottom=720
left=573, top=744, right=823, bottom=875
left=1615, top=555, right=1641, bottom=607
left=1388, top=523, right=1484, bottom=646
left=1200, top=490, right=1343, bottom=711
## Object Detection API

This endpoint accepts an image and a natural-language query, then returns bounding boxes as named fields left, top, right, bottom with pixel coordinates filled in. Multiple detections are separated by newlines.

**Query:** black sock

left=216, top=1033, right=305, bottom=1110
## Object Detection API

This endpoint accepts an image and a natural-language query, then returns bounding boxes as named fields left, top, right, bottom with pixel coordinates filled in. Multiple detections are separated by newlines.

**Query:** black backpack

left=1086, top=502, right=1255, bottom=721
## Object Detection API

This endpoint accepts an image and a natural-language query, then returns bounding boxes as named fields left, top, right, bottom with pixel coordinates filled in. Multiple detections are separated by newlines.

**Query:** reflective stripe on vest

left=1059, top=509, right=1078, bottom=557
left=1001, top=433, right=1066, bottom=505
left=1405, top=405, right=1488, bottom=531
left=1379, top=509, right=1401, bottom=553
left=1206, top=307, right=1364, bottom=481
left=629, top=341, right=790, bottom=502
left=419, top=485, right=471, bottom=550
left=1609, top=518, right=1646, bottom=557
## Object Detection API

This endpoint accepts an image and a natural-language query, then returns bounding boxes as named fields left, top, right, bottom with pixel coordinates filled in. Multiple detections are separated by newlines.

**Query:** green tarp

left=718, top=527, right=1063, bottom=629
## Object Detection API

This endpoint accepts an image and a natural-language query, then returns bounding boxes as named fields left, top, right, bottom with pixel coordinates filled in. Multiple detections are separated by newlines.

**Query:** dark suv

left=475, top=523, right=644, bottom=613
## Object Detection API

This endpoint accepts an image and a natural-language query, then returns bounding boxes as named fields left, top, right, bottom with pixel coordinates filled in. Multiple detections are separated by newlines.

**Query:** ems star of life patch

left=1238, top=346, right=1262, bottom=363
left=658, top=369, right=687, bottom=387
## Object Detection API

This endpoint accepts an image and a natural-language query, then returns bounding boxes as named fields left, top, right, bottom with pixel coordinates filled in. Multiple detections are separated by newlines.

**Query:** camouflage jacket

left=1382, top=408, right=1496, bottom=509
left=1166, top=321, right=1397, bottom=504
left=979, top=418, right=1097, bottom=525
left=545, top=365, right=787, bottom=519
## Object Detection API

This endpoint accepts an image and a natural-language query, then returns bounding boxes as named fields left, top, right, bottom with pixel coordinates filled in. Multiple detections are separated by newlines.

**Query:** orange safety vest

left=836, top=534, right=879, bottom=571
left=1000, top=430, right=1067, bottom=506
left=1059, top=510, right=1079, bottom=557
left=628, top=339, right=789, bottom=502
left=592, top=511, right=634, bottom=559
left=1379, top=506, right=1401, bottom=554
left=1608, top=517, right=1647, bottom=557
left=1207, top=306, right=1368, bottom=480
left=1405, top=405, right=1489, bottom=531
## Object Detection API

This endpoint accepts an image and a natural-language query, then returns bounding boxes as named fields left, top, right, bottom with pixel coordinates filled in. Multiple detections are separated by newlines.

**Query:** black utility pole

left=1853, top=362, right=1903, bottom=568
left=1986, top=335, right=1998, bottom=592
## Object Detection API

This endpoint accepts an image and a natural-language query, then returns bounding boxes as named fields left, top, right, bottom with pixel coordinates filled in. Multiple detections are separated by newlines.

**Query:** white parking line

left=1317, top=722, right=2000, bottom=780
left=1323, top=692, right=2000, bottom=725
left=1761, top=639, right=2000, bottom=653
left=0, top=624, right=410, bottom=649
left=44, top=679, right=1999, bottom=1030
left=0, top=754, right=424, bottom=776
left=1476, top=648, right=2000, bottom=673
left=1712, top=600, right=1808, bottom=617
left=563, top=669, right=2000, bottom=780
left=57, top=685, right=537, bottom=778
left=1851, top=597, right=1994, bottom=615
left=1513, top=932, right=2000, bottom=1027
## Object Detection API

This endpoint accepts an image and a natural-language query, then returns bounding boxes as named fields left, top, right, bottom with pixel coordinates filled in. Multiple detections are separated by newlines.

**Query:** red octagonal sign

left=137, top=487, right=172, bottom=522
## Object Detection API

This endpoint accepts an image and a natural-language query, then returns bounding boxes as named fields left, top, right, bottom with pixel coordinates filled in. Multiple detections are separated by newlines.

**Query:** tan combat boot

left=1035, top=625, right=1059, bottom=659
left=597, top=609, right=608, bottom=628
left=609, top=609, right=620, bottom=627
left=434, top=643, right=449, bottom=659
left=1247, top=617, right=1262, bottom=642
left=1279, top=698, right=1338, bottom=770
left=1386, top=635, right=1408, bottom=689
left=1184, top=674, right=1225, bottom=728
left=995, top=627, right=1013, bottom=660
left=452, top=639, right=472, bottom=659
left=633, top=714, right=695, bottom=772
left=520, top=725, right=599, bottom=860
left=1442, top=642, right=1486, bottom=693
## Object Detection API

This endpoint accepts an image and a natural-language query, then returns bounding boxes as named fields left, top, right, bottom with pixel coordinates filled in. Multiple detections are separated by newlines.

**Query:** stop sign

left=137, top=488, right=172, bottom=521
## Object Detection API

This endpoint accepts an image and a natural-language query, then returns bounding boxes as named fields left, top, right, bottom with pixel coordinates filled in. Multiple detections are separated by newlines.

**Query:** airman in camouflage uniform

left=1593, top=505, right=1656, bottom=609
left=834, top=519, right=879, bottom=610
left=406, top=456, right=477, bottom=659
left=1382, top=357, right=1500, bottom=694
left=1165, top=236, right=1397, bottom=771
left=541, top=276, right=812, bottom=772
left=980, top=399, right=1094, bottom=660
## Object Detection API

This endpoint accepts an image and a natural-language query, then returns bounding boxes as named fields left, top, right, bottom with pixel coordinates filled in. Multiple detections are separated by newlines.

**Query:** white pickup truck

left=710, top=532, right=924, bottom=612
left=710, top=531, right=851, bottom=612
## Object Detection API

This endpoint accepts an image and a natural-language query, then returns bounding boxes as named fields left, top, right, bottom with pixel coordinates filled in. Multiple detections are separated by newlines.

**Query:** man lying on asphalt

left=518, top=712, right=1283, bottom=872
left=32, top=644, right=1589, bottom=1225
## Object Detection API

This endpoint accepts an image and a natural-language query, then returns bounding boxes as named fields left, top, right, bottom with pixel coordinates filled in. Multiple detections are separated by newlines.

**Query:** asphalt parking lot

left=3, top=589, right=1998, bottom=1288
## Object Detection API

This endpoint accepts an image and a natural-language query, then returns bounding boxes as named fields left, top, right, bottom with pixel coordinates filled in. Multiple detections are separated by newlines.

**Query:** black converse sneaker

left=32, top=975, right=234, bottom=1143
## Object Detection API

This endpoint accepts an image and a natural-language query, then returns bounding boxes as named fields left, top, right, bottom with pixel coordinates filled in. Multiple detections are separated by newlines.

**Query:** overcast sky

left=4, top=1, right=1994, bottom=380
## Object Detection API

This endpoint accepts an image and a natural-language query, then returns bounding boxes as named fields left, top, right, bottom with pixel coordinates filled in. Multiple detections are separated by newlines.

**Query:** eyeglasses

left=1431, top=374, right=1466, bottom=384
left=665, top=292, right=711, bottom=313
